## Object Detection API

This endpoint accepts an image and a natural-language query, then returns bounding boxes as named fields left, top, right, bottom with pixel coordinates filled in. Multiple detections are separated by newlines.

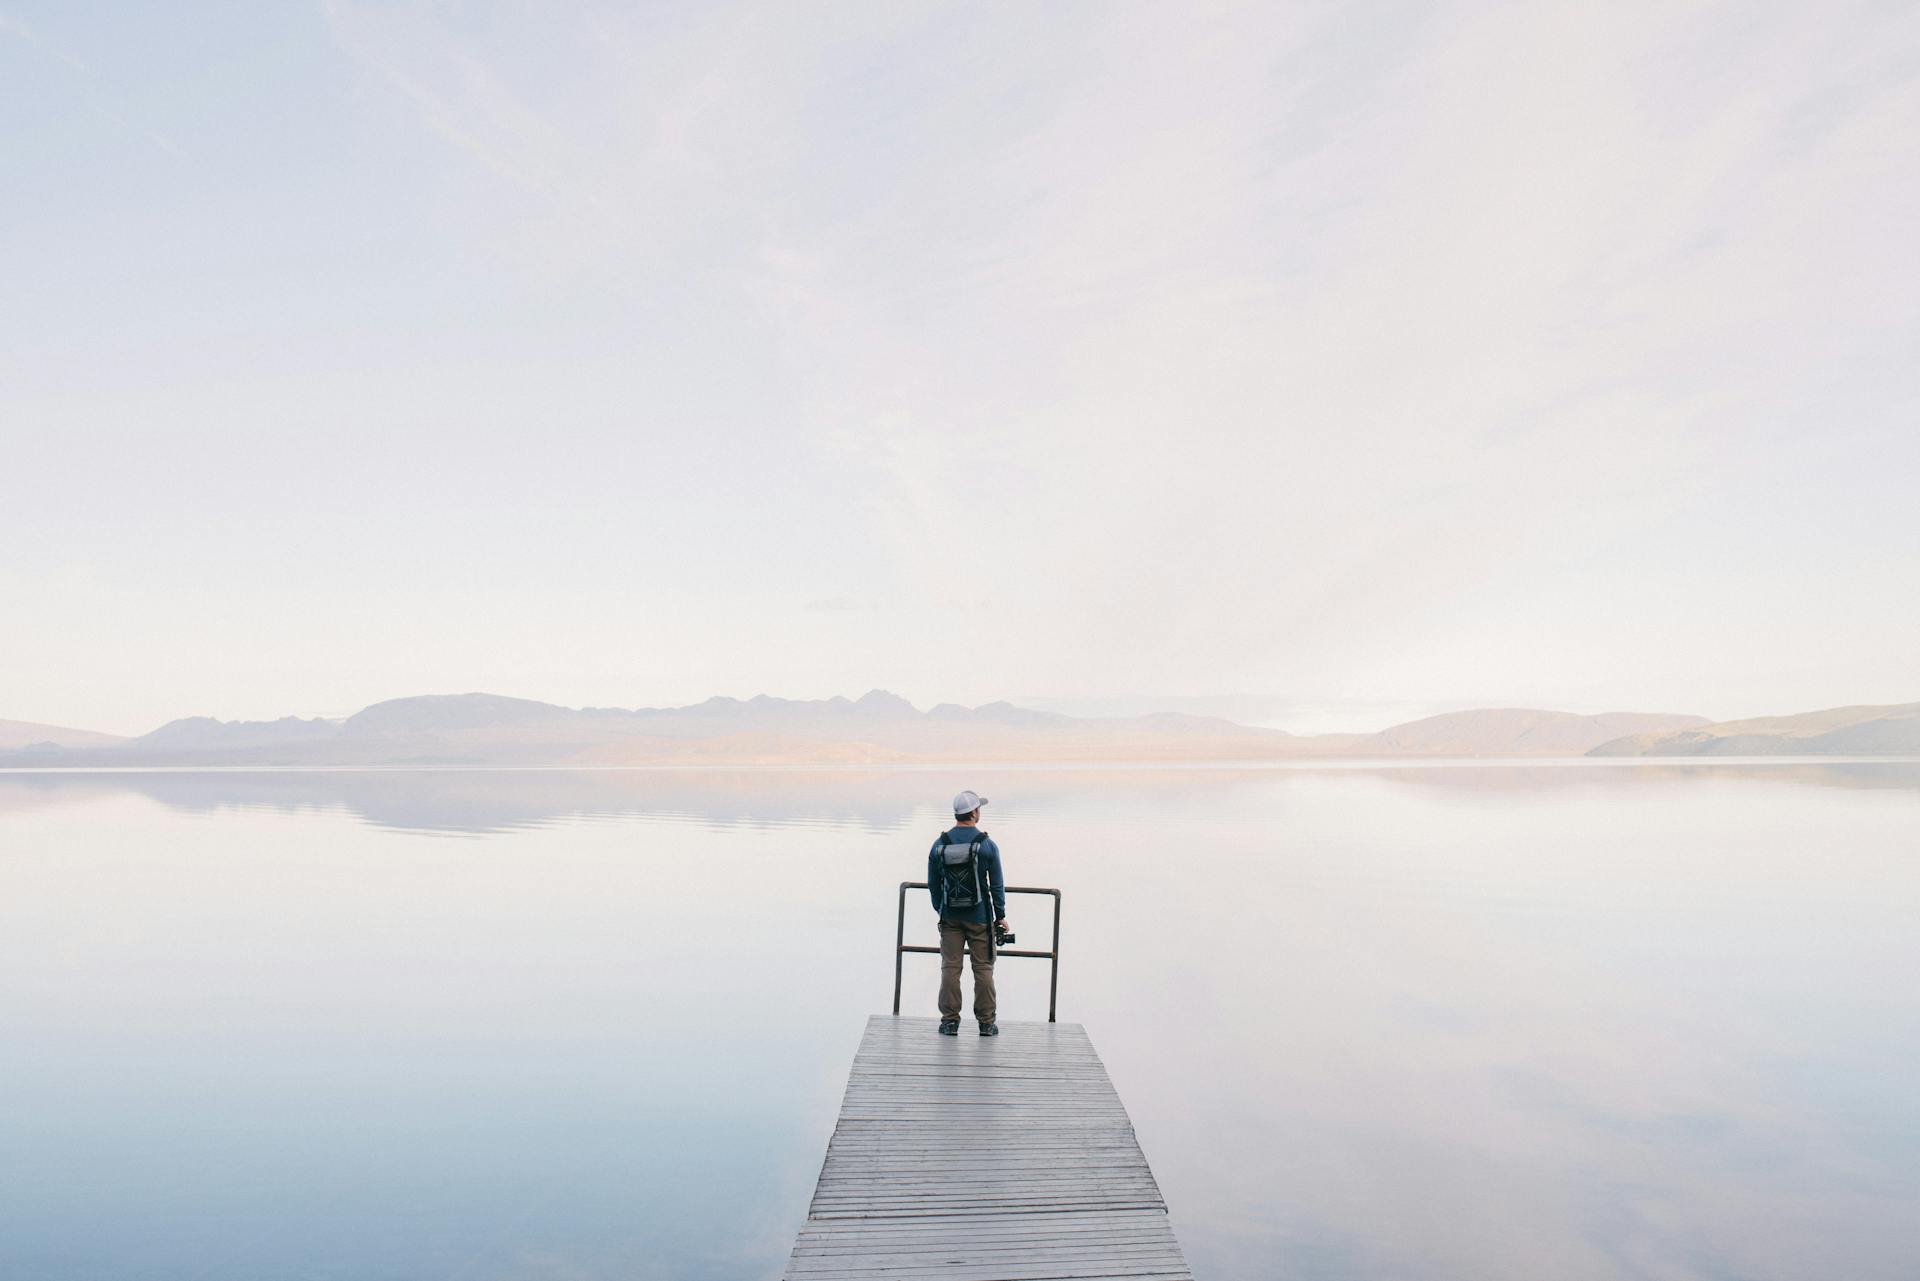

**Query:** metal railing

left=893, top=882, right=1063, bottom=1022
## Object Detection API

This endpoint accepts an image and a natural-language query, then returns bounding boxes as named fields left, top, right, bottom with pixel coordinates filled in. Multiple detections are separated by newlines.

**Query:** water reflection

left=2, top=763, right=1917, bottom=1280
left=3, top=759, right=1917, bottom=835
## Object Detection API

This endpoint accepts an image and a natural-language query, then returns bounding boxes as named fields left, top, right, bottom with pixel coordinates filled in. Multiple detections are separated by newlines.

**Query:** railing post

left=1049, top=890, right=1061, bottom=1023
left=892, top=882, right=908, bottom=1015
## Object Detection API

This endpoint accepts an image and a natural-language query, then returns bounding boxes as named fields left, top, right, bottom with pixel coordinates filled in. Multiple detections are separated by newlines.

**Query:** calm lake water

left=3, top=763, right=1917, bottom=1280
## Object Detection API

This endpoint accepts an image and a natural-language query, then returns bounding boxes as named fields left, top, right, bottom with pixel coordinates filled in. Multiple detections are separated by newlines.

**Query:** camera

left=994, top=923, right=1015, bottom=947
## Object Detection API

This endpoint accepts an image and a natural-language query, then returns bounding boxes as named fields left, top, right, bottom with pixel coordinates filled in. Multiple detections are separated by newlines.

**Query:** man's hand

left=995, top=918, right=1007, bottom=927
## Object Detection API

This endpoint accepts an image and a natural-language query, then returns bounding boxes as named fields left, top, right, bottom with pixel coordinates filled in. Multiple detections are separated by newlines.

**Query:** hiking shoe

left=978, top=1022, right=999, bottom=1036
left=938, top=1017, right=960, bottom=1036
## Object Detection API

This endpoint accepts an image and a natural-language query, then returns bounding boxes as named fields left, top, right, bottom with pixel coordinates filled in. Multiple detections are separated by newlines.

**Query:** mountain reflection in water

left=4, top=758, right=1918, bottom=835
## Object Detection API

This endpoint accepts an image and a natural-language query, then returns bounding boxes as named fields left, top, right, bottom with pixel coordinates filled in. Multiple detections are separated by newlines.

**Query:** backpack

left=936, top=830, right=989, bottom=911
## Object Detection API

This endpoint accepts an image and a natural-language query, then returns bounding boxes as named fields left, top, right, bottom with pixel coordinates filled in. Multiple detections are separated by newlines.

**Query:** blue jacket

left=927, top=826, right=1006, bottom=924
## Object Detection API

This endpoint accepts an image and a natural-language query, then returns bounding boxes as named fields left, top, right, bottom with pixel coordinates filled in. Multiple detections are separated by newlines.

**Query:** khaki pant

left=937, top=917, right=996, bottom=1024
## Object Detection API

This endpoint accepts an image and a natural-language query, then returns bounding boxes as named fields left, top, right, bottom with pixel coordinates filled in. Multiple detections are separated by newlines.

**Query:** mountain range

left=2, top=692, right=1914, bottom=766
left=1587, top=701, right=1920, bottom=756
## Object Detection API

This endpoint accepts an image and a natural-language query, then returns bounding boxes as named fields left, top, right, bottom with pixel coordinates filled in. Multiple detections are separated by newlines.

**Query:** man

left=928, top=789, right=1008, bottom=1036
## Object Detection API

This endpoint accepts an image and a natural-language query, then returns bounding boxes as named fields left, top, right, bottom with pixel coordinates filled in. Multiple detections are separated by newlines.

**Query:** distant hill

left=1353, top=709, right=1711, bottom=757
left=1589, top=702, right=1920, bottom=756
left=0, top=719, right=130, bottom=752
left=136, top=715, right=340, bottom=751
left=341, top=692, right=577, bottom=735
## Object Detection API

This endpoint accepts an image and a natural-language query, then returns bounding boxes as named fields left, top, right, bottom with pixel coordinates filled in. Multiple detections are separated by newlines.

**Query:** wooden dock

left=782, top=1015, right=1193, bottom=1280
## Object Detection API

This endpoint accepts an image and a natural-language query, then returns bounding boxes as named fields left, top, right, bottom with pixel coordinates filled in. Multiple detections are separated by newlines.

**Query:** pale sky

left=4, top=2, right=1917, bottom=736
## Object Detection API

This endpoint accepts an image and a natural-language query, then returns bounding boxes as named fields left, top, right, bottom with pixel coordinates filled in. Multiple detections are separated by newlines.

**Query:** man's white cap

left=952, top=789, right=989, bottom=815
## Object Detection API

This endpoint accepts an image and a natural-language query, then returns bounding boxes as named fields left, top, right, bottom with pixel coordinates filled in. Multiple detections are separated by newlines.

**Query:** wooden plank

left=780, top=1016, right=1193, bottom=1280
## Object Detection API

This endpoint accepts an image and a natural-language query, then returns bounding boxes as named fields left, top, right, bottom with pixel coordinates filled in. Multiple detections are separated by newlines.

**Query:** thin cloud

left=2, top=9, right=183, bottom=154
